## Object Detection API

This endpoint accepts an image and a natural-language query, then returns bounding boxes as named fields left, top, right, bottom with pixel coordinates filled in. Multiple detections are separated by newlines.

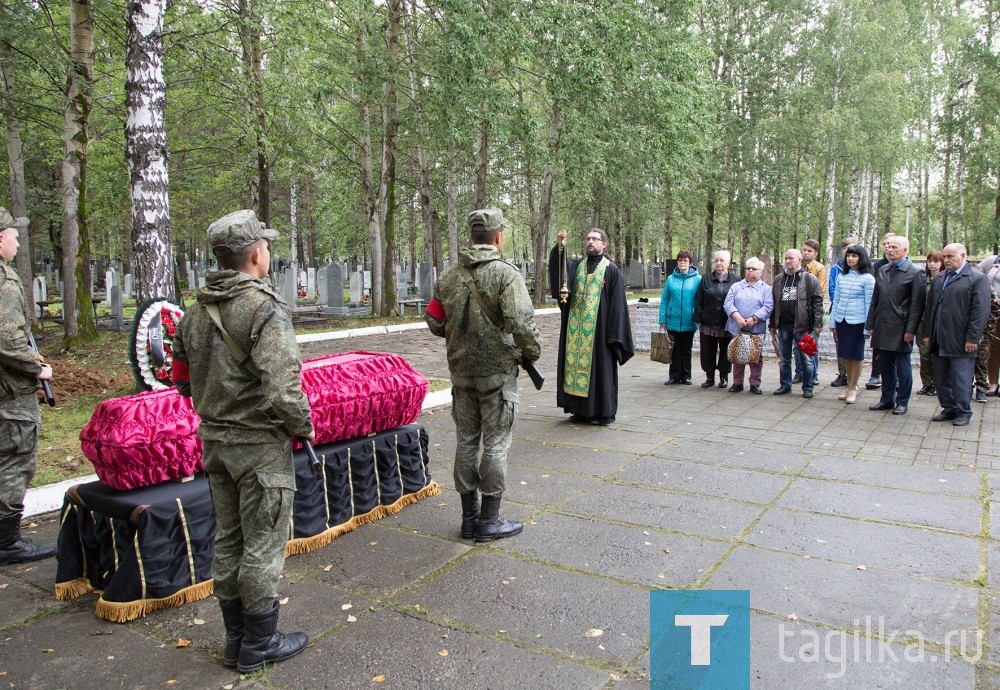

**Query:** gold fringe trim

left=284, top=482, right=441, bottom=557
left=54, top=577, right=96, bottom=601
left=93, top=579, right=215, bottom=623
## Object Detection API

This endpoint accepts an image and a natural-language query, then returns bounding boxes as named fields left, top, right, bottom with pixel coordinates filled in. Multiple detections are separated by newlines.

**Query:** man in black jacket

left=694, top=250, right=740, bottom=388
left=922, top=243, right=992, bottom=426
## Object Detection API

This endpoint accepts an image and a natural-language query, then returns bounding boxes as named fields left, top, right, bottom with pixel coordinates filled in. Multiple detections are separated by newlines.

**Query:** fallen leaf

left=438, top=650, right=448, bottom=657
left=279, top=597, right=290, bottom=605
left=347, top=615, right=357, bottom=623
left=342, top=603, right=353, bottom=611
left=373, top=675, right=386, bottom=683
left=0, top=583, right=7, bottom=589
left=535, top=634, right=543, bottom=639
left=857, top=564, right=868, bottom=571
left=42, top=648, right=54, bottom=653
left=175, top=639, right=191, bottom=648
left=520, top=481, right=528, bottom=485
left=193, top=618, right=205, bottom=625
left=786, top=613, right=798, bottom=621
left=644, top=541, right=652, bottom=546
left=369, top=541, right=378, bottom=546
left=497, top=592, right=504, bottom=600
left=598, top=644, right=605, bottom=650
left=498, top=630, right=507, bottom=634
left=501, top=580, right=509, bottom=585
left=26, top=522, right=38, bottom=528
left=166, top=681, right=177, bottom=686
left=541, top=474, right=550, bottom=478
left=107, top=655, right=114, bottom=660
left=584, top=628, right=604, bottom=638
left=323, top=565, right=333, bottom=572
left=658, top=573, right=665, bottom=579
left=663, top=548, right=671, bottom=555
left=609, top=671, right=622, bottom=681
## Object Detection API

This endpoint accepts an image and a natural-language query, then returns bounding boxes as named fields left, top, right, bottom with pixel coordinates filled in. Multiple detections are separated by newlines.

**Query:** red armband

left=425, top=297, right=446, bottom=321
left=171, top=359, right=190, bottom=383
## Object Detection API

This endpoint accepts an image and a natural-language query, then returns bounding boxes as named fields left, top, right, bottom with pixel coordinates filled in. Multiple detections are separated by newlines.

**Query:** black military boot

left=0, top=514, right=56, bottom=565
left=237, top=600, right=308, bottom=673
left=475, top=495, right=523, bottom=543
left=218, top=598, right=244, bottom=668
left=459, top=492, right=480, bottom=539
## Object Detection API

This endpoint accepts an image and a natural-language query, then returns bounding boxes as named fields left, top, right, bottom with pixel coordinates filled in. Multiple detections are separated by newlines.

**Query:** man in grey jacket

left=769, top=249, right=823, bottom=398
left=865, top=235, right=924, bottom=416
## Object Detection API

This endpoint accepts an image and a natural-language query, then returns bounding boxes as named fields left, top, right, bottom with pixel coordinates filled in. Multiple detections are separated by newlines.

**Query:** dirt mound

left=44, top=360, right=135, bottom=405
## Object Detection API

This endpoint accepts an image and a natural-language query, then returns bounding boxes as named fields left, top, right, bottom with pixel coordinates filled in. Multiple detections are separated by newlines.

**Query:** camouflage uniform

left=424, top=211, right=541, bottom=497
left=172, top=211, right=313, bottom=615
left=0, top=209, right=42, bottom=524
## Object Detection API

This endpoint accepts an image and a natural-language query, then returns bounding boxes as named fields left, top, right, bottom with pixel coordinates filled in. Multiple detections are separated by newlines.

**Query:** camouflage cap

left=207, top=209, right=278, bottom=255
left=467, top=208, right=504, bottom=233
left=0, top=207, right=29, bottom=230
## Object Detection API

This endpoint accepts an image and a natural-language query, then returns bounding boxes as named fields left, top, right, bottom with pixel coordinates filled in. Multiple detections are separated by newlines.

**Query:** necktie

left=889, top=264, right=898, bottom=276
left=942, top=271, right=953, bottom=290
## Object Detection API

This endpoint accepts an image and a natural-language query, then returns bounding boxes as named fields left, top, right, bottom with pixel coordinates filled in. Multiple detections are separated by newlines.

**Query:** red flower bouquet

left=797, top=333, right=818, bottom=357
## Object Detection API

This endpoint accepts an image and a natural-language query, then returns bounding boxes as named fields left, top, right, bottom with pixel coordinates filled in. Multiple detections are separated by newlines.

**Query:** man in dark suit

left=922, top=243, right=992, bottom=426
left=865, top=235, right=924, bottom=415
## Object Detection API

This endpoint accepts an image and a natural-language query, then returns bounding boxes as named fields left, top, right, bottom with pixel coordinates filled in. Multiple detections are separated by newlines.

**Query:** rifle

left=300, top=437, right=322, bottom=475
left=27, top=333, right=55, bottom=407
left=521, top=358, right=544, bottom=391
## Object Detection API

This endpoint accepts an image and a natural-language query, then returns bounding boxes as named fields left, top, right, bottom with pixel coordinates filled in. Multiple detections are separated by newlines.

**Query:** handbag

left=728, top=332, right=763, bottom=365
left=650, top=331, right=674, bottom=364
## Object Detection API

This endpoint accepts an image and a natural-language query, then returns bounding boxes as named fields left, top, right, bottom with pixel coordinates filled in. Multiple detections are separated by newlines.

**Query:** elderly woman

left=917, top=251, right=943, bottom=396
left=660, top=250, right=701, bottom=385
left=830, top=245, right=875, bottom=403
left=694, top=250, right=740, bottom=388
left=722, top=258, right=773, bottom=394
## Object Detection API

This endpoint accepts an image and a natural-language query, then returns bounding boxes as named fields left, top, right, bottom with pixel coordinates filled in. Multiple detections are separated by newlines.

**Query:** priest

left=548, top=228, right=634, bottom=425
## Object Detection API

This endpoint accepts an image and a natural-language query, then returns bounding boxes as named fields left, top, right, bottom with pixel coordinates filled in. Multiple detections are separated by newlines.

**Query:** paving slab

left=401, top=551, right=649, bottom=667
left=802, top=455, right=982, bottom=497
left=747, top=509, right=981, bottom=581
left=0, top=573, right=67, bottom=629
left=509, top=438, right=639, bottom=477
left=614, top=456, right=791, bottom=505
left=707, top=546, right=979, bottom=644
left=777, top=477, right=983, bottom=534
left=648, top=438, right=812, bottom=473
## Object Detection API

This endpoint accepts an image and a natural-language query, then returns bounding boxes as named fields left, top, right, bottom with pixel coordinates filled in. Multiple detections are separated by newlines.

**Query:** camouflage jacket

left=0, top=257, right=41, bottom=421
left=172, top=270, right=313, bottom=444
left=425, top=245, right=541, bottom=377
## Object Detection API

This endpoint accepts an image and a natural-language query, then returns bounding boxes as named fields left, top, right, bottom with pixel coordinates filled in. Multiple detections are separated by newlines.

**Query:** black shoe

left=728, top=384, right=744, bottom=393
left=976, top=390, right=988, bottom=403
left=718, top=377, right=728, bottom=388
left=701, top=378, right=715, bottom=388
left=865, top=377, right=881, bottom=390
left=932, top=411, right=956, bottom=422
left=773, top=386, right=791, bottom=395
left=869, top=401, right=894, bottom=411
left=476, top=495, right=523, bottom=543
left=237, top=601, right=308, bottom=673
left=792, top=375, right=803, bottom=384
left=749, top=385, right=762, bottom=395
left=892, top=405, right=908, bottom=415
left=953, top=416, right=972, bottom=427
left=568, top=414, right=592, bottom=423
left=802, top=391, right=813, bottom=399
left=459, top=492, right=480, bottom=539
left=664, top=378, right=677, bottom=385
left=680, top=377, right=692, bottom=385
left=0, top=516, right=56, bottom=565
left=916, top=386, right=929, bottom=395
left=219, top=599, right=245, bottom=669
left=830, top=375, right=848, bottom=387
left=592, top=416, right=615, bottom=426
left=925, top=386, right=936, bottom=396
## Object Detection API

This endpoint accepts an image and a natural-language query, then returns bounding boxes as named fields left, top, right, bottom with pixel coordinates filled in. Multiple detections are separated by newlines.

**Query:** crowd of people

left=658, top=233, right=997, bottom=427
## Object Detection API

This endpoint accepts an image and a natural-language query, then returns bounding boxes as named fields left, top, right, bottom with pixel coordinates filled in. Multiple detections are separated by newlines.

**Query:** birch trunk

left=1, top=42, right=32, bottom=299
left=126, top=0, right=173, bottom=303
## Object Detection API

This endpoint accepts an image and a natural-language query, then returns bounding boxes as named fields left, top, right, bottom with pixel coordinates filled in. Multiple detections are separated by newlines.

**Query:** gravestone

left=627, top=261, right=645, bottom=288
left=350, top=271, right=363, bottom=303
left=123, top=273, right=134, bottom=298
left=317, top=265, right=328, bottom=305
left=32, top=276, right=47, bottom=317
left=323, top=264, right=348, bottom=315
left=198, top=276, right=206, bottom=289
left=110, top=283, right=123, bottom=330
left=648, top=265, right=662, bottom=290
left=306, top=267, right=316, bottom=300
left=418, top=262, right=434, bottom=303
left=280, top=266, right=297, bottom=306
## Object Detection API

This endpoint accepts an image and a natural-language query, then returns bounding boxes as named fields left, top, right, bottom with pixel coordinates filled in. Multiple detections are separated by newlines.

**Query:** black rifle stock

left=27, top=333, right=55, bottom=407
left=300, top=438, right=321, bottom=475
left=521, top=358, right=544, bottom=391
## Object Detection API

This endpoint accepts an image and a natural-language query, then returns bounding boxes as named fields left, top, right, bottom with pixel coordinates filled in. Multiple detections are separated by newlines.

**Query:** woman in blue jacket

left=660, top=250, right=701, bottom=384
left=830, top=245, right=875, bottom=404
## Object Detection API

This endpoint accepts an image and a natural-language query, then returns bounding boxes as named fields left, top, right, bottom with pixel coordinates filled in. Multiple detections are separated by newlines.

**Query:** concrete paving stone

left=801, top=456, right=982, bottom=497
left=614, top=456, right=791, bottom=505
left=509, top=438, right=639, bottom=477
left=270, top=607, right=611, bottom=690
left=504, top=511, right=728, bottom=588
left=502, top=465, right=602, bottom=506
left=649, top=438, right=812, bottom=473
left=0, top=607, right=236, bottom=690
left=0, top=573, right=67, bottom=629
left=522, top=422, right=670, bottom=456
left=707, top=546, right=978, bottom=644
left=777, top=478, right=982, bottom=534
left=559, top=482, right=761, bottom=540
left=284, top=521, right=470, bottom=597
left=752, top=613, right=976, bottom=687
left=746, top=509, right=980, bottom=581
left=989, top=473, right=1000, bottom=499
left=401, top=550, right=649, bottom=667
left=986, top=596, right=1000, bottom=666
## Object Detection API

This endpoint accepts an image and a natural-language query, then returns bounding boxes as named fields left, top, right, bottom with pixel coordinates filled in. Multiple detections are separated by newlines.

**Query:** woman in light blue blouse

left=830, top=245, right=875, bottom=404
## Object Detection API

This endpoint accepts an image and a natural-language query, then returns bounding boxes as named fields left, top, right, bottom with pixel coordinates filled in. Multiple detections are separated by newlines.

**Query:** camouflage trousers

left=203, top=438, right=297, bottom=614
left=450, top=365, right=519, bottom=497
left=0, top=418, right=38, bottom=521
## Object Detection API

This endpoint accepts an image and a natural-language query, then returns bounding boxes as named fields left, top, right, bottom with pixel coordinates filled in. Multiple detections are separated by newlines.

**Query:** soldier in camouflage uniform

left=0, top=208, right=55, bottom=565
left=425, top=208, right=542, bottom=543
left=172, top=210, right=314, bottom=673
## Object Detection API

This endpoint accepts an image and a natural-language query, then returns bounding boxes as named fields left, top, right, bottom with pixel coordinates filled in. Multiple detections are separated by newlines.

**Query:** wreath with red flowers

left=128, top=297, right=185, bottom=391
left=797, top=333, right=818, bottom=357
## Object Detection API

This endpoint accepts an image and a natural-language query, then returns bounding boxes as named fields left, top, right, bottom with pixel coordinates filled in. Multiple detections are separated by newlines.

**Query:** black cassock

left=548, top=247, right=634, bottom=419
